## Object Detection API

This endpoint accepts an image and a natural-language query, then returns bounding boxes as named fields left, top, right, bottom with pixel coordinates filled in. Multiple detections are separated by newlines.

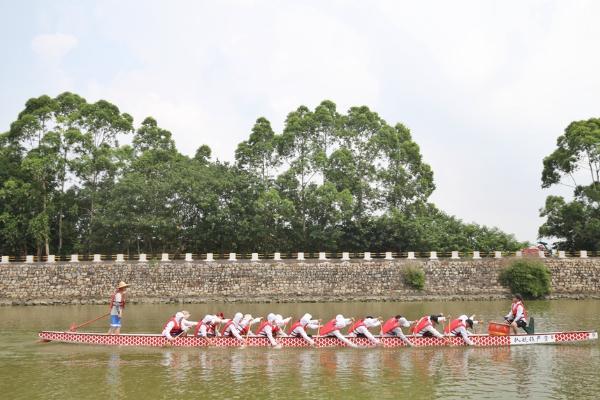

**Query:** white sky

left=1, top=0, right=599, bottom=243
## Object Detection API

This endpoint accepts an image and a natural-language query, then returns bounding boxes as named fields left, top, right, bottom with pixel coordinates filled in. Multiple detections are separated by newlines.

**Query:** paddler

left=221, top=312, right=247, bottom=344
left=256, top=313, right=282, bottom=348
left=162, top=311, right=197, bottom=341
left=107, top=281, right=129, bottom=335
left=194, top=313, right=225, bottom=337
left=289, top=313, right=320, bottom=346
left=274, top=314, right=292, bottom=336
left=445, top=315, right=478, bottom=345
left=412, top=314, right=447, bottom=340
left=347, top=316, right=382, bottom=345
left=319, top=314, right=358, bottom=348
left=240, top=314, right=261, bottom=336
left=504, top=294, right=529, bottom=334
left=381, top=315, right=414, bottom=346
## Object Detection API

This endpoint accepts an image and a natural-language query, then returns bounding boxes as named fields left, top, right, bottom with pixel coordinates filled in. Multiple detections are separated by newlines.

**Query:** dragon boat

left=38, top=330, right=598, bottom=348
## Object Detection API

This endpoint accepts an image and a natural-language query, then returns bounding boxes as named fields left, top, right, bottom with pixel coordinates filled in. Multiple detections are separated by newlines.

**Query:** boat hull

left=38, top=330, right=598, bottom=348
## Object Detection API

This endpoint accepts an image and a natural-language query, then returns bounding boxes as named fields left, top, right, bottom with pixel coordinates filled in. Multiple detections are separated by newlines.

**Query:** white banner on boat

left=510, top=334, right=556, bottom=345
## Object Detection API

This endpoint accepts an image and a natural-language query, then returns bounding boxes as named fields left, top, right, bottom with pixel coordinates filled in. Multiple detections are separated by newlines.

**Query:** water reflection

left=106, top=352, right=121, bottom=400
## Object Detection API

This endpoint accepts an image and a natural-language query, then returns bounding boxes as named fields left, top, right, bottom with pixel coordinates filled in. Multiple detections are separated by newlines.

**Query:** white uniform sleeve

left=391, top=327, right=413, bottom=346
left=306, top=322, right=319, bottom=330
left=162, top=321, right=175, bottom=340
left=365, top=319, right=381, bottom=328
left=230, top=325, right=244, bottom=342
left=197, top=324, right=207, bottom=337
left=424, top=325, right=445, bottom=339
left=181, top=319, right=198, bottom=331
left=336, top=319, right=352, bottom=329
left=333, top=330, right=358, bottom=348
left=456, top=326, right=474, bottom=345
left=296, top=327, right=315, bottom=345
left=357, top=326, right=380, bottom=344
left=264, top=325, right=278, bottom=346
left=505, top=310, right=514, bottom=320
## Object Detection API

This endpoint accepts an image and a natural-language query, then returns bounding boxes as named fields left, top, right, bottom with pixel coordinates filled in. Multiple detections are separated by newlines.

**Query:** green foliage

left=402, top=264, right=425, bottom=290
left=499, top=259, right=552, bottom=299
left=0, top=94, right=526, bottom=255
left=539, top=192, right=600, bottom=251
left=539, top=118, right=599, bottom=250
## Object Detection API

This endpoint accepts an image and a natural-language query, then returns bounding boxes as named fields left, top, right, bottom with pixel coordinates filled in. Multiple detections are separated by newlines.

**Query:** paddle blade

left=69, top=323, right=77, bottom=332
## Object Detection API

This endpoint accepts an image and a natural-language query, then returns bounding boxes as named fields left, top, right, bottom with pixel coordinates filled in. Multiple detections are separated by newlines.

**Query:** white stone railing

left=0, top=250, right=596, bottom=263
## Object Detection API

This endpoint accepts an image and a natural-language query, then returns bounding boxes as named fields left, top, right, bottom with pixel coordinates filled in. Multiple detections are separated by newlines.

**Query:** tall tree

left=71, top=100, right=133, bottom=252
left=539, top=118, right=600, bottom=250
left=6, top=95, right=61, bottom=256
left=235, top=117, right=279, bottom=186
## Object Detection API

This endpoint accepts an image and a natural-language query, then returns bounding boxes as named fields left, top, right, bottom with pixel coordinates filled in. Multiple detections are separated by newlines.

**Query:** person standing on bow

left=505, top=294, right=528, bottom=334
left=162, top=311, right=197, bottom=341
left=381, top=315, right=414, bottom=346
left=412, top=314, right=447, bottom=339
left=319, top=314, right=358, bottom=348
left=347, top=316, right=382, bottom=345
left=107, top=281, right=129, bottom=335
left=289, top=313, right=320, bottom=346
left=445, top=315, right=478, bottom=345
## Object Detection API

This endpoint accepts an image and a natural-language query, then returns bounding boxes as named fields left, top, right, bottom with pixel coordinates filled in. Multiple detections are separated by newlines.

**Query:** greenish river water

left=1, top=300, right=599, bottom=399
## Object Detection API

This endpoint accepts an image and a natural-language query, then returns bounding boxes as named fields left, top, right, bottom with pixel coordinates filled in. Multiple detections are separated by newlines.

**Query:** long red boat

left=38, top=330, right=598, bottom=348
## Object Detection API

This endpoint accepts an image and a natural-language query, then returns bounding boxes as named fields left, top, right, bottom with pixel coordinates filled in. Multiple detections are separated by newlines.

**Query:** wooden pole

left=69, top=312, right=110, bottom=332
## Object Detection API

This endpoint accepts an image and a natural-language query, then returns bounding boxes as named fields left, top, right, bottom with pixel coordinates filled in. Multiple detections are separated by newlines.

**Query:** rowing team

left=161, top=295, right=530, bottom=348
left=161, top=312, right=481, bottom=348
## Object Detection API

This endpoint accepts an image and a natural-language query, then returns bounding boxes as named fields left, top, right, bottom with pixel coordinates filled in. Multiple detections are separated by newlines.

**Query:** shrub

left=402, top=264, right=426, bottom=290
left=499, top=259, right=551, bottom=299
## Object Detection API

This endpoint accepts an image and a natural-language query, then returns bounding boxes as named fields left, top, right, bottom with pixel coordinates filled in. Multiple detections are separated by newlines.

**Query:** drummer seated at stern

left=504, top=294, right=533, bottom=334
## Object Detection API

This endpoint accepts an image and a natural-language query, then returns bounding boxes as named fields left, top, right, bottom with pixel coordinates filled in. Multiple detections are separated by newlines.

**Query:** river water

left=0, top=300, right=599, bottom=399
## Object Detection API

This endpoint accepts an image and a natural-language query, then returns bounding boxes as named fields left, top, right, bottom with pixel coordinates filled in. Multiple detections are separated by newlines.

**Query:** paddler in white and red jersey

left=505, top=293, right=528, bottom=334
left=256, top=313, right=283, bottom=348
left=240, top=314, right=261, bottom=336
left=381, top=315, right=414, bottom=346
left=319, top=314, right=358, bottom=348
left=412, top=314, right=447, bottom=340
left=274, top=314, right=292, bottom=336
left=444, top=315, right=477, bottom=345
left=347, top=316, right=382, bottom=345
left=288, top=313, right=320, bottom=346
left=194, top=313, right=225, bottom=337
left=221, top=312, right=247, bottom=344
left=162, top=311, right=198, bottom=341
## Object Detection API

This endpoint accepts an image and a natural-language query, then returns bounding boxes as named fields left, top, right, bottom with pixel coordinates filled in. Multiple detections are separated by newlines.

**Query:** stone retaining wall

left=0, top=259, right=599, bottom=305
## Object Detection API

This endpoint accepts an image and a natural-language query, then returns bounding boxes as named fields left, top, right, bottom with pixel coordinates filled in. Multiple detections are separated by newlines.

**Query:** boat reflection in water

left=142, top=344, right=598, bottom=399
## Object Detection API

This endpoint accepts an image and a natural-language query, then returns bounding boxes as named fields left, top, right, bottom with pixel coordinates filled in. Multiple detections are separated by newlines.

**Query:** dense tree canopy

left=539, top=118, right=600, bottom=250
left=0, top=93, right=525, bottom=256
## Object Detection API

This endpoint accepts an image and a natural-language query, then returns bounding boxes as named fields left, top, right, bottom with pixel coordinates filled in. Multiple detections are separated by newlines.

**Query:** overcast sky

left=1, top=1, right=599, bottom=243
